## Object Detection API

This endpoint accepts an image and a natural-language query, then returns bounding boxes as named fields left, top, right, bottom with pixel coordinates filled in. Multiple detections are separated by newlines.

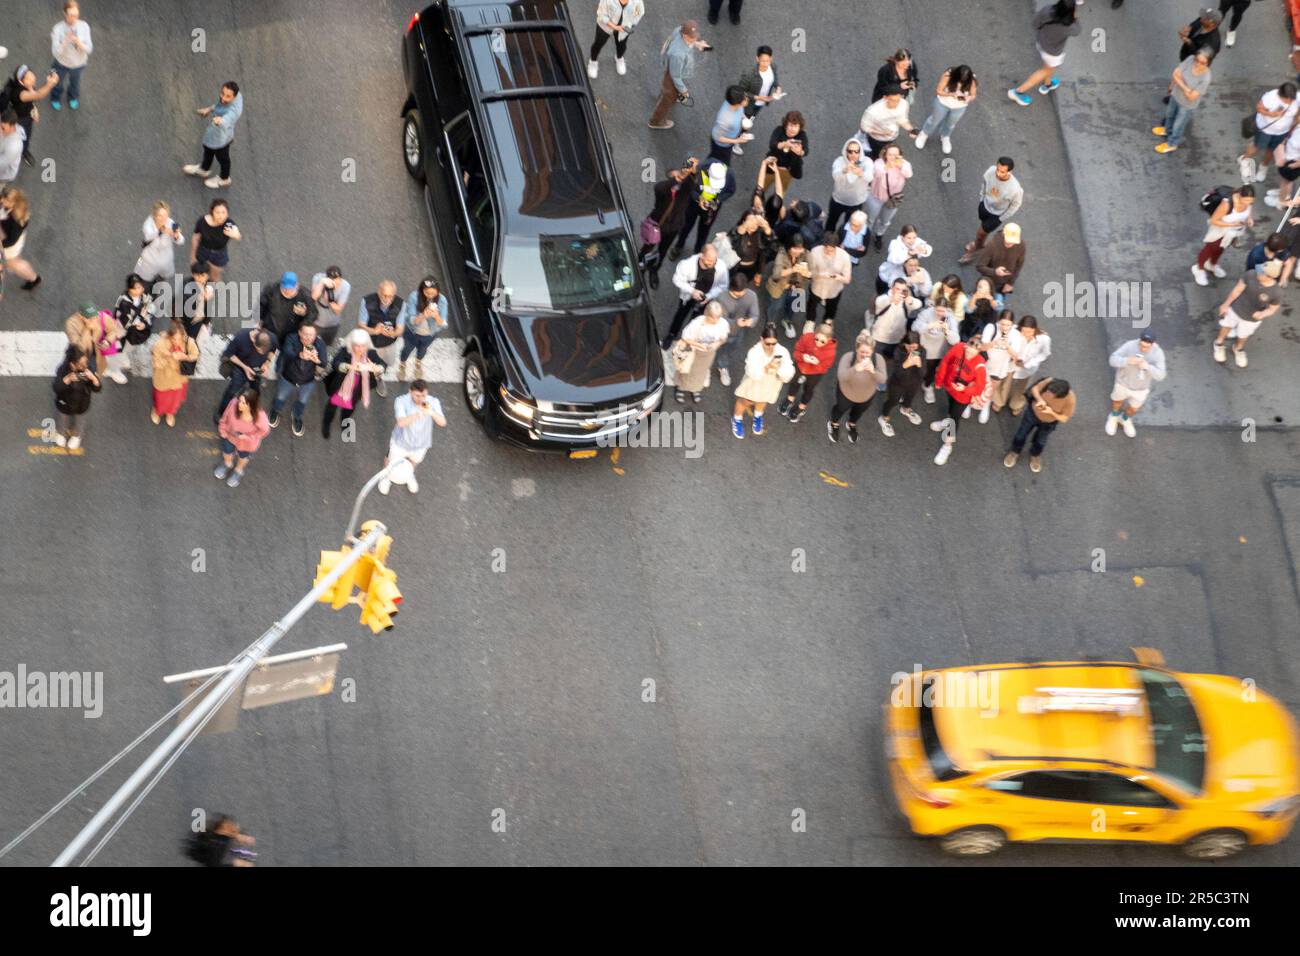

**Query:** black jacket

left=277, top=331, right=326, bottom=385
left=649, top=177, right=690, bottom=234
left=52, top=361, right=102, bottom=415
left=323, top=347, right=386, bottom=396
left=116, top=293, right=154, bottom=345
left=259, top=285, right=314, bottom=342
left=871, top=60, right=919, bottom=104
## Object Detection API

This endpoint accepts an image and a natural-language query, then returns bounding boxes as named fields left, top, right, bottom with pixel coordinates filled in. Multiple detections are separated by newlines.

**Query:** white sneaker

left=732, top=144, right=744, bottom=155
left=1213, top=342, right=1227, bottom=363
left=1105, top=413, right=1119, bottom=436
left=741, top=116, right=753, bottom=131
left=1121, top=417, right=1137, bottom=438
left=913, top=132, right=928, bottom=150
left=615, top=57, right=627, bottom=76
left=587, top=60, right=598, bottom=79
left=1265, top=194, right=1282, bottom=209
left=877, top=416, right=895, bottom=437
left=1255, top=166, right=1268, bottom=183
left=1267, top=187, right=1281, bottom=197
left=718, top=367, right=731, bottom=387
left=901, top=407, right=922, bottom=425
left=108, top=369, right=128, bottom=384
left=961, top=404, right=973, bottom=419
left=182, top=163, right=209, bottom=176
left=923, top=385, right=935, bottom=404
left=204, top=175, right=231, bottom=189
left=1212, top=263, right=1228, bottom=279
left=1226, top=29, right=1236, bottom=47
left=1234, top=348, right=1248, bottom=368
left=978, top=404, right=991, bottom=424
left=1191, top=265, right=1209, bottom=286
left=378, top=479, right=392, bottom=496
left=929, top=418, right=951, bottom=432
left=407, top=476, right=419, bottom=494
left=67, top=436, right=81, bottom=450
left=53, top=432, right=67, bottom=447
left=933, top=442, right=952, bottom=466
left=782, top=320, right=796, bottom=339
left=940, top=136, right=952, bottom=154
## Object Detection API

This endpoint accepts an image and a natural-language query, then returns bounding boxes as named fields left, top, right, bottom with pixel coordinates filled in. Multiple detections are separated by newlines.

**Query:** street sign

left=241, top=653, right=340, bottom=710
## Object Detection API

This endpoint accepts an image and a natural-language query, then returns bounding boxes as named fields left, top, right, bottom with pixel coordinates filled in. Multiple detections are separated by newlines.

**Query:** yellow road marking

left=28, top=445, right=85, bottom=457
left=819, top=470, right=851, bottom=488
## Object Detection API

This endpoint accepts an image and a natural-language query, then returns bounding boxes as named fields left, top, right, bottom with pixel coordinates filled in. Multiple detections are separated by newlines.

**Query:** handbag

left=884, top=170, right=905, bottom=209
left=1241, top=114, right=1258, bottom=139
left=97, top=311, right=122, bottom=356
left=640, top=216, right=661, bottom=245
left=713, top=230, right=741, bottom=269
left=671, top=339, right=696, bottom=376
left=178, top=337, right=198, bottom=376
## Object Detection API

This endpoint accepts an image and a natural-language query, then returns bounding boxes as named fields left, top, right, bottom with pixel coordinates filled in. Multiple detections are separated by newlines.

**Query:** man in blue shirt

left=183, top=80, right=243, bottom=189
left=707, top=85, right=751, bottom=162
left=379, top=380, right=446, bottom=496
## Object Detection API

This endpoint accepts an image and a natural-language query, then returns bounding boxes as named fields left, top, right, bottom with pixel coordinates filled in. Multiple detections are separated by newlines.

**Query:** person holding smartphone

left=397, top=276, right=449, bottom=381
left=134, top=201, right=184, bottom=284
left=379, top=380, right=447, bottom=496
left=649, top=19, right=711, bottom=129
left=190, top=198, right=240, bottom=282
left=51, top=344, right=100, bottom=449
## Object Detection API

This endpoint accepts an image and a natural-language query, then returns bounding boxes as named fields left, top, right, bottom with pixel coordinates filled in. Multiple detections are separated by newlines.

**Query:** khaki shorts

left=1219, top=309, right=1262, bottom=339
left=1110, top=382, right=1150, bottom=408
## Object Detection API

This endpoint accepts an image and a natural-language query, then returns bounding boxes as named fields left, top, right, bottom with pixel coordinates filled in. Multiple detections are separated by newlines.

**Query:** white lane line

left=0, top=331, right=465, bottom=382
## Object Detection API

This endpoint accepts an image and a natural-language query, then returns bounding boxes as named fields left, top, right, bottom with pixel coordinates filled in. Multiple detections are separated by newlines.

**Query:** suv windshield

left=1139, top=668, right=1207, bottom=794
left=499, top=231, right=639, bottom=311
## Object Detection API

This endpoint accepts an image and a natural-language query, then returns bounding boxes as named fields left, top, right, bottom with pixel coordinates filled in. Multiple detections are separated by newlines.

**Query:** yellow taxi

left=883, top=649, right=1300, bottom=858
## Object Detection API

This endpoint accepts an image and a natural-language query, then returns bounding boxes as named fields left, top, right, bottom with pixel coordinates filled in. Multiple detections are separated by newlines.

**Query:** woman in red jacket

left=779, top=321, right=837, bottom=423
left=928, top=337, right=988, bottom=466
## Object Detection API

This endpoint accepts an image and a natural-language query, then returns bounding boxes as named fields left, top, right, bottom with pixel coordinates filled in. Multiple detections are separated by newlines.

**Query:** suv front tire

left=463, top=350, right=488, bottom=420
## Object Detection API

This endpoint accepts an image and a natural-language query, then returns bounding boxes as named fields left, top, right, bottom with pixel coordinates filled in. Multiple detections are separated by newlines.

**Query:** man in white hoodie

left=49, top=1, right=92, bottom=111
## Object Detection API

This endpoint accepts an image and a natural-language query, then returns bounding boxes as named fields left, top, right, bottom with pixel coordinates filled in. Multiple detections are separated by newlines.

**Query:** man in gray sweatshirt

left=649, top=20, right=710, bottom=129
left=960, top=158, right=1023, bottom=262
left=1107, top=332, right=1167, bottom=438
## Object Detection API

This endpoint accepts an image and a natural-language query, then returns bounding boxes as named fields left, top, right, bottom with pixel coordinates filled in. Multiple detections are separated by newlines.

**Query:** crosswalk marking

left=0, top=331, right=466, bottom=382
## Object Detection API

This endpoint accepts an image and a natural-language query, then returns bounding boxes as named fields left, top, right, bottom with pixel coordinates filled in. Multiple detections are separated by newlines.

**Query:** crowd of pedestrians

left=631, top=4, right=1113, bottom=470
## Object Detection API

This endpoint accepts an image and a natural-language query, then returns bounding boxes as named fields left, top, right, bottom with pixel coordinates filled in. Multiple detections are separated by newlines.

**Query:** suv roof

left=445, top=0, right=620, bottom=236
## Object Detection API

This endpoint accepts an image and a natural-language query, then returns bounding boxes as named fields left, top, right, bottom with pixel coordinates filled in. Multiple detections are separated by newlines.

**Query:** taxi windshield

left=1139, top=669, right=1207, bottom=794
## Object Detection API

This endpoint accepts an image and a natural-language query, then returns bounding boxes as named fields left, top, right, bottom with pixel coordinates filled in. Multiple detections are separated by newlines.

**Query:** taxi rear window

left=919, top=699, right=967, bottom=782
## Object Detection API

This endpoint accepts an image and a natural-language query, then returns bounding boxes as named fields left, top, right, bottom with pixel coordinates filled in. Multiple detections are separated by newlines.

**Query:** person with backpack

left=1192, top=184, right=1254, bottom=285
left=929, top=337, right=989, bottom=466
left=668, top=160, right=736, bottom=261
left=114, top=272, right=155, bottom=378
left=1009, top=1, right=1082, bottom=107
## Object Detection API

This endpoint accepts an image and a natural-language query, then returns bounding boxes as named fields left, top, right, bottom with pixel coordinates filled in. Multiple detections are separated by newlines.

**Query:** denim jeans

left=864, top=195, right=899, bottom=237
left=214, top=368, right=260, bottom=424
left=1010, top=406, right=1058, bottom=456
left=400, top=329, right=436, bottom=362
left=920, top=100, right=967, bottom=139
left=272, top=377, right=316, bottom=419
left=768, top=288, right=800, bottom=327
left=715, top=324, right=748, bottom=373
left=1162, top=98, right=1194, bottom=148
left=50, top=63, right=83, bottom=103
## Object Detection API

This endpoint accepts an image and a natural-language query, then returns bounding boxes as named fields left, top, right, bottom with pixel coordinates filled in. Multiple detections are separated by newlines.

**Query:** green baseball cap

left=79, top=302, right=97, bottom=318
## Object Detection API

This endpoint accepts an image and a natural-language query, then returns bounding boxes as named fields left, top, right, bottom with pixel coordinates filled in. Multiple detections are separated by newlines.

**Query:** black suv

left=400, top=0, right=664, bottom=454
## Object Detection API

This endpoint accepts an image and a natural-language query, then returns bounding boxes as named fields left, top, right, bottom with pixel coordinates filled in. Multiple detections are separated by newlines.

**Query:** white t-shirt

left=1284, top=125, right=1300, bottom=163
left=682, top=315, right=729, bottom=347
left=757, top=67, right=775, bottom=98
left=1257, top=89, right=1300, bottom=134
left=981, top=323, right=1024, bottom=379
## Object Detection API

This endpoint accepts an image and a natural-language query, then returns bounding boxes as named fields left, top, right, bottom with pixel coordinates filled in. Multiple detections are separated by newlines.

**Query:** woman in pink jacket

left=215, top=387, right=270, bottom=488
left=863, top=142, right=913, bottom=252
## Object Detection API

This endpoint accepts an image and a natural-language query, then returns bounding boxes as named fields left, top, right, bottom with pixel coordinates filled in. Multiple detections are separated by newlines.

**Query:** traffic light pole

left=344, top=460, right=402, bottom=542
left=50, top=520, right=389, bottom=868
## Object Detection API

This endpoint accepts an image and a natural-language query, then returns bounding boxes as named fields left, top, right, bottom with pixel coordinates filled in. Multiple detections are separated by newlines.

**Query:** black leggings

left=786, top=372, right=825, bottom=407
left=591, top=29, right=629, bottom=61
left=638, top=229, right=680, bottom=275
left=1219, top=0, right=1250, bottom=32
left=321, top=401, right=354, bottom=437
left=829, top=386, right=872, bottom=425
left=880, top=380, right=919, bottom=417
left=946, top=393, right=966, bottom=435
left=923, top=357, right=941, bottom=387
left=202, top=144, right=232, bottom=179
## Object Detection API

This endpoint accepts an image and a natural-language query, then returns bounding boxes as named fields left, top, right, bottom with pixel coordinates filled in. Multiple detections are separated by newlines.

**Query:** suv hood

left=495, top=299, right=661, bottom=405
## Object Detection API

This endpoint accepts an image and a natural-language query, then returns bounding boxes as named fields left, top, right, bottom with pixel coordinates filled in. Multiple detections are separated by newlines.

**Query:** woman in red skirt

left=150, top=318, right=199, bottom=426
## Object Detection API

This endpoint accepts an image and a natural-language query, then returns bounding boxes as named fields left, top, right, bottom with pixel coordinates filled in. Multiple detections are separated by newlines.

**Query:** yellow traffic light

left=315, top=547, right=360, bottom=609
left=359, top=520, right=392, bottom=564
left=360, top=565, right=402, bottom=633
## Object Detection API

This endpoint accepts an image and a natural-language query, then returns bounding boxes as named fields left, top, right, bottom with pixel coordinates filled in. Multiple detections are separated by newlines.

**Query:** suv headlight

left=498, top=385, right=535, bottom=421
left=639, top=385, right=664, bottom=412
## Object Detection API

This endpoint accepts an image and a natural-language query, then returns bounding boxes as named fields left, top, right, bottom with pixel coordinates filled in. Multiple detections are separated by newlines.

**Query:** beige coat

left=65, top=312, right=124, bottom=374
left=151, top=334, right=200, bottom=391
left=808, top=245, right=852, bottom=300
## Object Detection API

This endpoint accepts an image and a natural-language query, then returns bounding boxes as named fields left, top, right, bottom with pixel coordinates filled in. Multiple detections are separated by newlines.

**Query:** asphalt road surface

left=0, top=0, right=1298, bottom=866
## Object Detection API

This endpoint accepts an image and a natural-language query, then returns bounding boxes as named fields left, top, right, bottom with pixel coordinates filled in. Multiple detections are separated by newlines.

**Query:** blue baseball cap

left=280, top=271, right=298, bottom=290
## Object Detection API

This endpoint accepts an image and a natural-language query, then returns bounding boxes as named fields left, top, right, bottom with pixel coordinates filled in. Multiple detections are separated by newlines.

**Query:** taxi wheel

left=939, top=826, right=1006, bottom=857
left=1182, top=830, right=1247, bottom=860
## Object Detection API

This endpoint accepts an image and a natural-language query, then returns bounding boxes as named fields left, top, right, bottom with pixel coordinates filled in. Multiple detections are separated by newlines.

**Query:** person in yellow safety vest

left=668, top=160, right=736, bottom=262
